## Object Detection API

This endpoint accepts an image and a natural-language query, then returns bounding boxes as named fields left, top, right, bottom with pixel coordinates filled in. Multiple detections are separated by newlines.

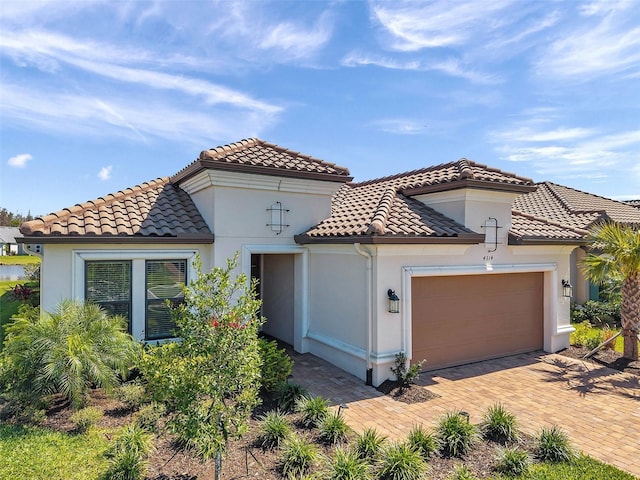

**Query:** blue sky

left=2, top=0, right=640, bottom=217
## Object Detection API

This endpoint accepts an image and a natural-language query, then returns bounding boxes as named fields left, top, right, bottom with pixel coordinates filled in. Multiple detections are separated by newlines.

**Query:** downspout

left=354, top=243, right=373, bottom=385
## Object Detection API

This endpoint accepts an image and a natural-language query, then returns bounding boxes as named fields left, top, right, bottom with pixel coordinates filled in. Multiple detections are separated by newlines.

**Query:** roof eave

left=508, top=234, right=585, bottom=246
left=17, top=234, right=215, bottom=245
left=172, top=159, right=353, bottom=185
left=294, top=233, right=485, bottom=245
left=402, top=179, right=536, bottom=196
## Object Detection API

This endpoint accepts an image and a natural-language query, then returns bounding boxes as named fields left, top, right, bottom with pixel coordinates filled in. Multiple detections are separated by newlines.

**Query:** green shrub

left=259, top=410, right=291, bottom=449
left=436, top=411, right=477, bottom=458
left=407, top=424, right=438, bottom=460
left=133, top=402, right=166, bottom=433
left=481, top=403, right=519, bottom=444
left=326, top=446, right=371, bottom=480
left=296, top=395, right=329, bottom=429
left=536, top=425, right=574, bottom=463
left=104, top=449, right=149, bottom=480
left=70, top=406, right=103, bottom=433
left=447, top=464, right=477, bottom=480
left=275, top=381, right=308, bottom=413
left=571, top=300, right=620, bottom=326
left=280, top=434, right=319, bottom=477
left=115, top=383, right=146, bottom=411
left=390, top=352, right=424, bottom=387
left=108, top=424, right=154, bottom=458
left=376, top=442, right=427, bottom=480
left=0, top=300, right=138, bottom=410
left=319, top=412, right=351, bottom=445
left=354, top=427, right=387, bottom=462
left=495, top=447, right=530, bottom=476
left=258, top=338, right=293, bottom=392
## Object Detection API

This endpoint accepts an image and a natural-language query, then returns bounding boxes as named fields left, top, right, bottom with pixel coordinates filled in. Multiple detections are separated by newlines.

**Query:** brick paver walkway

left=289, top=351, right=640, bottom=477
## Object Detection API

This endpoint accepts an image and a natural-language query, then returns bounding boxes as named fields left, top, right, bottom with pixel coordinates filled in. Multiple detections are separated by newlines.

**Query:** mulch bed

left=376, top=379, right=440, bottom=404
left=558, top=345, right=640, bottom=377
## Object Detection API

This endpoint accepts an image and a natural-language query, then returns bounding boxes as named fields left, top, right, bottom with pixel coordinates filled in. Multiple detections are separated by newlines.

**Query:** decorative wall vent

left=481, top=217, right=502, bottom=252
left=266, top=202, right=290, bottom=235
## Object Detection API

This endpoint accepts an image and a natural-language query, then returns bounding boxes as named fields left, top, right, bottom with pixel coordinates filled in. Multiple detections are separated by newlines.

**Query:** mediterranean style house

left=18, top=139, right=640, bottom=386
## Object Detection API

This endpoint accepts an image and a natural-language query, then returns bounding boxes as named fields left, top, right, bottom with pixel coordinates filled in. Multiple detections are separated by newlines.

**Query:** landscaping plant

left=105, top=424, right=154, bottom=480
left=447, top=464, right=477, bottom=480
left=536, top=425, right=574, bottom=463
left=275, top=381, right=308, bottom=413
left=436, top=411, right=477, bottom=458
left=258, top=337, right=294, bottom=392
left=326, top=446, right=371, bottom=480
left=133, top=402, right=166, bottom=433
left=280, top=433, right=319, bottom=478
left=407, top=424, right=438, bottom=460
left=139, top=254, right=263, bottom=478
left=495, top=447, right=530, bottom=476
left=582, top=222, right=640, bottom=360
left=70, top=406, right=103, bottom=433
left=0, top=300, right=138, bottom=410
left=319, top=411, right=351, bottom=445
left=354, top=427, right=387, bottom=462
left=115, top=382, right=147, bottom=411
left=296, top=395, right=330, bottom=428
left=259, top=409, right=292, bottom=449
left=390, top=352, right=424, bottom=388
left=376, top=441, right=428, bottom=480
left=481, top=403, right=519, bottom=444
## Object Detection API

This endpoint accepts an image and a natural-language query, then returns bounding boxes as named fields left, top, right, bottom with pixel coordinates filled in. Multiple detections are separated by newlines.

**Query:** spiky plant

left=296, top=395, right=329, bottom=428
left=582, top=222, right=640, bottom=360
left=536, top=425, right=574, bottom=463
left=280, top=434, right=319, bottom=477
left=354, top=428, right=387, bottom=462
left=259, top=409, right=291, bottom=449
left=326, top=446, right=371, bottom=480
left=319, top=412, right=351, bottom=445
left=481, top=403, right=519, bottom=444
left=407, top=424, right=438, bottom=460
left=376, top=442, right=428, bottom=480
left=436, top=411, right=477, bottom=458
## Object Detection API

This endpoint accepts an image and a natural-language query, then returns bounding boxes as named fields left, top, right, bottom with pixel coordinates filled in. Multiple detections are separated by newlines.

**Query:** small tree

left=582, top=222, right=640, bottom=361
left=140, top=253, right=263, bottom=478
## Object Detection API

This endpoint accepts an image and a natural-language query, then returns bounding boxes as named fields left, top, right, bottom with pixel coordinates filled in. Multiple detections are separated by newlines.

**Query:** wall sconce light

left=562, top=279, right=573, bottom=298
left=387, top=289, right=400, bottom=313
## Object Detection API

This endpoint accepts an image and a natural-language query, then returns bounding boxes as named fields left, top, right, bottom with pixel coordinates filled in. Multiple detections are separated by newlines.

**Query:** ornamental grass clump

left=481, top=403, right=519, bottom=444
left=259, top=409, right=291, bottom=449
left=407, top=424, right=438, bottom=460
left=436, top=411, right=477, bottom=458
left=105, top=424, right=154, bottom=480
left=319, top=411, right=351, bottom=445
left=275, top=381, right=308, bottom=413
left=280, top=433, right=319, bottom=478
left=70, top=406, right=103, bottom=433
left=447, top=464, right=477, bottom=480
left=296, top=395, right=329, bottom=429
left=326, top=446, right=371, bottom=480
left=354, top=427, right=387, bottom=462
left=495, top=447, right=530, bottom=476
left=376, top=441, right=428, bottom=480
left=536, top=425, right=574, bottom=463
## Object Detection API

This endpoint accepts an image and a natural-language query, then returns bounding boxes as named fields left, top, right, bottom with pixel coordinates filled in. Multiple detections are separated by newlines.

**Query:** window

left=85, top=261, right=132, bottom=332
left=146, top=259, right=187, bottom=340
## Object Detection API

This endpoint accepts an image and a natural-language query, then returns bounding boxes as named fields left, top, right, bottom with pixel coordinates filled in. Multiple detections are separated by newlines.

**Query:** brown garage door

left=411, top=272, right=543, bottom=371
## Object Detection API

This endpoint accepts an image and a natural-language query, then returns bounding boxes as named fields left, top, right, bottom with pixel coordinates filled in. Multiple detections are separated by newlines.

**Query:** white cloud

left=259, top=14, right=333, bottom=60
left=342, top=52, right=421, bottom=70
left=7, top=153, right=32, bottom=168
left=372, top=119, right=427, bottom=135
left=98, top=166, right=113, bottom=181
left=538, top=1, right=640, bottom=79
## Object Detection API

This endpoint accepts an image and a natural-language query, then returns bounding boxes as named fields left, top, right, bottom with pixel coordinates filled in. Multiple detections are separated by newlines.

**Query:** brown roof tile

left=513, top=182, right=640, bottom=231
left=509, top=212, right=587, bottom=244
left=20, top=178, right=213, bottom=243
left=172, top=138, right=352, bottom=184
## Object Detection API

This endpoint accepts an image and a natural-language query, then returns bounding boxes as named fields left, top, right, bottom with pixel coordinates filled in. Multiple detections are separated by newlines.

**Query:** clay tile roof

left=513, top=182, right=640, bottom=232
left=296, top=159, right=533, bottom=244
left=509, top=212, right=587, bottom=244
left=20, top=178, right=213, bottom=243
left=172, top=138, right=352, bottom=184
left=624, top=199, right=640, bottom=208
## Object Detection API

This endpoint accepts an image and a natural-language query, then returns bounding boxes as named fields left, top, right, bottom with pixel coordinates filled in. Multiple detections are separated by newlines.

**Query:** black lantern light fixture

left=562, top=279, right=573, bottom=298
left=387, top=289, right=400, bottom=313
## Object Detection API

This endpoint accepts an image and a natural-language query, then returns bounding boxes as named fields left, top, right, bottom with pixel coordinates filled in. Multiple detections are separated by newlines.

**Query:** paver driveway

left=289, top=351, right=640, bottom=477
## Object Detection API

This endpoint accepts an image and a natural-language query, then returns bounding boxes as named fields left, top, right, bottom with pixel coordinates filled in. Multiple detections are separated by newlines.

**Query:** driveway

left=289, top=351, right=640, bottom=477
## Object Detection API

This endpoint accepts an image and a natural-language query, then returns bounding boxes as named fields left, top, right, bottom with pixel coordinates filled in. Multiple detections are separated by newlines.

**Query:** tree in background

left=0, top=208, right=34, bottom=227
left=582, top=222, right=640, bottom=360
left=140, top=254, right=263, bottom=479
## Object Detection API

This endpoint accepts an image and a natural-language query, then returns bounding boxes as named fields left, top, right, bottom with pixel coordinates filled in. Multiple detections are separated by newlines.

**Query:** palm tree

left=1, top=300, right=139, bottom=409
left=582, top=222, right=640, bottom=361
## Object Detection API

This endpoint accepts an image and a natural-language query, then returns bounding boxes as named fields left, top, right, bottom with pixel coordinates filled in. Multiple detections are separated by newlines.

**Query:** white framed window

left=145, top=259, right=187, bottom=340
left=85, top=260, right=132, bottom=332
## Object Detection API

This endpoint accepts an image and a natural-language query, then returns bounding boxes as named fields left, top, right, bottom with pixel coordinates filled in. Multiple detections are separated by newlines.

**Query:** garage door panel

left=411, top=273, right=543, bottom=370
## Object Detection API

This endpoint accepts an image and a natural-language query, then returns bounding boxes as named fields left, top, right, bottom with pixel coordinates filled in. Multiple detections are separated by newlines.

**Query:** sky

left=1, top=0, right=640, bottom=217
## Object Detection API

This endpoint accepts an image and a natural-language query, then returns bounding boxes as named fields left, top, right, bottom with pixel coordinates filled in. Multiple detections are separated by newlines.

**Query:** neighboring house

left=625, top=199, right=640, bottom=208
left=0, top=226, right=24, bottom=255
left=514, top=182, right=640, bottom=304
left=20, top=138, right=633, bottom=386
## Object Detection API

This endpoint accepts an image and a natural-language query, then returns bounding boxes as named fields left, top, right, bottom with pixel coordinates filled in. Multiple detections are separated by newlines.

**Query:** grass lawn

left=0, top=423, right=110, bottom=480
left=0, top=279, right=39, bottom=347
left=571, top=321, right=638, bottom=353
left=520, top=454, right=637, bottom=480
left=0, top=255, right=40, bottom=265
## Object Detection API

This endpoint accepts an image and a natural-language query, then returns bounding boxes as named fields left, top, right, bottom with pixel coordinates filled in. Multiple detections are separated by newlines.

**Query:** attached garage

left=411, top=272, right=544, bottom=371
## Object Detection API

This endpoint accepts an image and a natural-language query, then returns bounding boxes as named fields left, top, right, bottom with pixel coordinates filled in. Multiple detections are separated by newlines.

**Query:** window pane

left=85, top=261, right=132, bottom=332
left=146, top=260, right=186, bottom=340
